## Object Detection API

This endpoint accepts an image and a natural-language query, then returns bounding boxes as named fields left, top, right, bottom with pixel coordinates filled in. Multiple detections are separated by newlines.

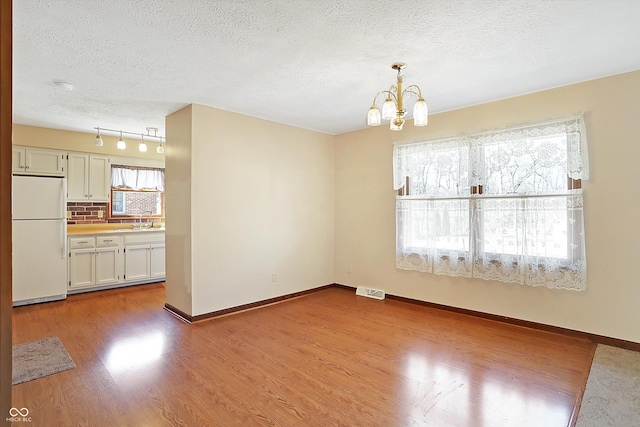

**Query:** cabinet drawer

left=96, top=235, right=121, bottom=247
left=124, top=233, right=165, bottom=246
left=69, top=237, right=95, bottom=249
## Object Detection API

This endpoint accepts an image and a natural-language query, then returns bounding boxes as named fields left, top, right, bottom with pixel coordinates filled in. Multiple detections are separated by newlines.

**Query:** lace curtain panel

left=111, top=165, right=165, bottom=192
left=394, top=116, right=588, bottom=291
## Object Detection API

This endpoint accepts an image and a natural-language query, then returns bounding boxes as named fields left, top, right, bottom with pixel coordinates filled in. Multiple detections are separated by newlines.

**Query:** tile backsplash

left=67, top=202, right=161, bottom=225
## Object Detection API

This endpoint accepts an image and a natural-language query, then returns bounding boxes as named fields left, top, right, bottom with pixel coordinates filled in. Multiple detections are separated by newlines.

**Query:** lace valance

left=393, top=116, right=589, bottom=192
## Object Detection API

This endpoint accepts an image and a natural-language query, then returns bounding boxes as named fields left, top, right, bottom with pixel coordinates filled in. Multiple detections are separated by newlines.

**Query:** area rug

left=576, top=344, right=640, bottom=426
left=12, top=337, right=76, bottom=385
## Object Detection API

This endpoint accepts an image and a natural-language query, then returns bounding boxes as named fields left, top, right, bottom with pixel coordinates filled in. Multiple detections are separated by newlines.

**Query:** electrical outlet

left=97, top=210, right=104, bottom=218
left=348, top=265, right=353, bottom=274
left=66, top=211, right=72, bottom=219
left=272, top=273, right=277, bottom=282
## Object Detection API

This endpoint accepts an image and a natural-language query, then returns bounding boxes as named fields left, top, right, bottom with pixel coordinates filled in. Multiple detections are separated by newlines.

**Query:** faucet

left=138, top=210, right=153, bottom=228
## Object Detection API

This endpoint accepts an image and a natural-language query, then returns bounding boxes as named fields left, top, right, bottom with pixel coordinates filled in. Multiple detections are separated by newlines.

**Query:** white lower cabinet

left=150, top=243, right=166, bottom=278
left=96, top=246, right=120, bottom=285
left=68, top=236, right=122, bottom=290
left=69, top=247, right=95, bottom=289
left=124, top=233, right=165, bottom=282
left=68, top=231, right=165, bottom=292
left=124, top=245, right=151, bottom=281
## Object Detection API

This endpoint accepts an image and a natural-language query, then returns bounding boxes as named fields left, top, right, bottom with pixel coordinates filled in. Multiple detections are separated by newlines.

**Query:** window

left=112, top=191, right=125, bottom=214
left=394, top=116, right=589, bottom=291
left=110, top=165, right=165, bottom=217
left=110, top=190, right=163, bottom=216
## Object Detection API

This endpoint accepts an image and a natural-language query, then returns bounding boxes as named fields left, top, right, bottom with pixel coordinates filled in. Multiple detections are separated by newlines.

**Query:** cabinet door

left=150, top=244, right=165, bottom=278
left=95, top=247, right=120, bottom=285
left=89, top=155, right=110, bottom=201
left=69, top=249, right=95, bottom=289
left=124, top=245, right=150, bottom=281
left=26, top=148, right=65, bottom=176
left=67, top=153, right=89, bottom=201
left=12, top=147, right=26, bottom=173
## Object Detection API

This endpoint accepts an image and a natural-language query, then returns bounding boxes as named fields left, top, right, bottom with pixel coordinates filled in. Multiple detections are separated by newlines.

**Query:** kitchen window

left=394, top=116, right=589, bottom=291
left=110, top=165, right=164, bottom=217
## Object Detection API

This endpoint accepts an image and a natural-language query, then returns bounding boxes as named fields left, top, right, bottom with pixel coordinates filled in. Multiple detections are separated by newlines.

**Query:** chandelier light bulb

left=413, top=98, right=429, bottom=126
left=367, top=106, right=381, bottom=126
left=381, top=97, right=396, bottom=121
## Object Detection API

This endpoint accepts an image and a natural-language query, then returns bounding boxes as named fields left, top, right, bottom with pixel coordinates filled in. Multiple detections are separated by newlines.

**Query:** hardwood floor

left=12, top=284, right=595, bottom=426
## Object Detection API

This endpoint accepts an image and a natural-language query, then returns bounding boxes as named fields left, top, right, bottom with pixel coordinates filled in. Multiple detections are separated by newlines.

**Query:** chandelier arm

left=371, top=90, right=397, bottom=106
left=402, top=85, right=423, bottom=99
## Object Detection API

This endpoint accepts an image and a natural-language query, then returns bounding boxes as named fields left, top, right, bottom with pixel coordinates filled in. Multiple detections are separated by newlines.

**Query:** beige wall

left=166, top=104, right=335, bottom=316
left=335, top=70, right=640, bottom=344
left=12, top=124, right=165, bottom=162
left=165, top=105, right=194, bottom=315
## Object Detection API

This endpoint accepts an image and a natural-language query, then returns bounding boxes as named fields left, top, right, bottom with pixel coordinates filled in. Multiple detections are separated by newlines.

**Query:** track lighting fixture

left=92, top=126, right=165, bottom=153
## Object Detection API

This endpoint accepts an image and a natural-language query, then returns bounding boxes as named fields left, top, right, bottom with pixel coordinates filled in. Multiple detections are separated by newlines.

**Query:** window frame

left=109, top=164, right=165, bottom=219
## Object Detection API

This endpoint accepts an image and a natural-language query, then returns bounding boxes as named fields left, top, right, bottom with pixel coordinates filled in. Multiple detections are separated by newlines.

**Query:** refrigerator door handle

left=61, top=219, right=67, bottom=259
left=61, top=178, right=67, bottom=218
left=61, top=176, right=67, bottom=259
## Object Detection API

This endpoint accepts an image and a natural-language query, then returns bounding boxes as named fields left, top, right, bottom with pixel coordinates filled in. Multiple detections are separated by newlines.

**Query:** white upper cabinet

left=66, top=153, right=88, bottom=200
left=67, top=153, right=110, bottom=202
left=12, top=146, right=66, bottom=176
left=89, top=155, right=111, bottom=201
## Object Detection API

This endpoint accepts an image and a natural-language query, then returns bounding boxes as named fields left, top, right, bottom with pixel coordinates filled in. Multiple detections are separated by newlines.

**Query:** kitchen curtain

left=111, top=165, right=165, bottom=192
left=394, top=116, right=589, bottom=291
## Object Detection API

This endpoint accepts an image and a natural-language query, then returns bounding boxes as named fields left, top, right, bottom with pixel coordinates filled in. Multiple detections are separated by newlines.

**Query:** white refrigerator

left=12, top=175, right=68, bottom=306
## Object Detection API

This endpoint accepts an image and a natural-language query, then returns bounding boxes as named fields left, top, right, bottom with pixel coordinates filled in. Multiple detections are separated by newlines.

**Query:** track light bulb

left=94, top=128, right=104, bottom=146
left=117, top=131, right=126, bottom=150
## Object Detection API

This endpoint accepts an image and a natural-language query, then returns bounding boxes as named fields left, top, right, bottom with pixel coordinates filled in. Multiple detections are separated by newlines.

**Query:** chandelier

left=367, top=62, right=428, bottom=131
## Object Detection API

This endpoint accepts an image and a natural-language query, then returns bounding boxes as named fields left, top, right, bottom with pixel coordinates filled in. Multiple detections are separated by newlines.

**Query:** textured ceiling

left=12, top=0, right=640, bottom=138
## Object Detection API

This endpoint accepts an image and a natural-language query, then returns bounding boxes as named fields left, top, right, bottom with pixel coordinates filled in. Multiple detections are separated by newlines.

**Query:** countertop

left=67, top=224, right=166, bottom=236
